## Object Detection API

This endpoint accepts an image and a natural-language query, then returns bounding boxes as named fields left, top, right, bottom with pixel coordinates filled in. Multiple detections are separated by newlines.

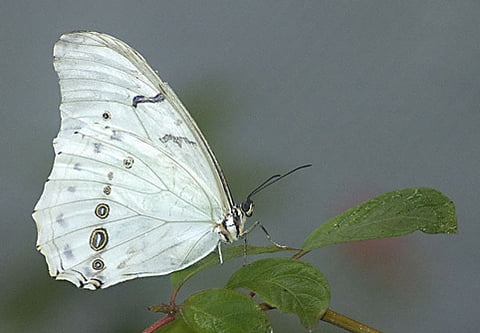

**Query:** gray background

left=1, top=1, right=478, bottom=332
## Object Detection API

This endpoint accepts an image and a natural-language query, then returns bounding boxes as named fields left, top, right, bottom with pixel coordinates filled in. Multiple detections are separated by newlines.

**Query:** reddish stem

left=142, top=314, right=176, bottom=333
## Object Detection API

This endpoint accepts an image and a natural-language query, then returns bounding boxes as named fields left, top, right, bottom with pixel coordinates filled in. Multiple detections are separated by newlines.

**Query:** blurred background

left=1, top=1, right=478, bottom=332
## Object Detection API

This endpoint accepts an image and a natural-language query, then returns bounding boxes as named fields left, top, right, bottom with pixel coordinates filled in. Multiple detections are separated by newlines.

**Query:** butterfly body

left=33, top=31, right=247, bottom=290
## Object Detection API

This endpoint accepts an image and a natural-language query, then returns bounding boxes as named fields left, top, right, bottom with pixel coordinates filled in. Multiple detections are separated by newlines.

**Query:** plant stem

left=322, top=309, right=382, bottom=333
left=142, top=314, right=175, bottom=333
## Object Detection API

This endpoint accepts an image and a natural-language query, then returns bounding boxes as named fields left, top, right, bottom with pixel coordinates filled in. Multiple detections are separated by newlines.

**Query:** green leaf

left=302, top=187, right=457, bottom=251
left=180, top=288, right=271, bottom=333
left=170, top=245, right=294, bottom=289
left=226, top=258, right=330, bottom=329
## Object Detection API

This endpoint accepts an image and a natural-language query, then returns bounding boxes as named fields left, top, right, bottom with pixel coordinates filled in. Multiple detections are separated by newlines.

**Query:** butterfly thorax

left=216, top=205, right=247, bottom=243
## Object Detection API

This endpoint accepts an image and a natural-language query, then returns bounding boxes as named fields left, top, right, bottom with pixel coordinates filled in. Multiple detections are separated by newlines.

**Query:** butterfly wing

left=33, top=31, right=232, bottom=289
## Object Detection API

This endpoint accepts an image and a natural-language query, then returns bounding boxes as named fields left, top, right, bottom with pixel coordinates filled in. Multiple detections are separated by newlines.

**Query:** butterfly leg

left=132, top=93, right=165, bottom=107
left=217, top=241, right=224, bottom=264
left=243, top=237, right=248, bottom=266
left=243, top=221, right=287, bottom=249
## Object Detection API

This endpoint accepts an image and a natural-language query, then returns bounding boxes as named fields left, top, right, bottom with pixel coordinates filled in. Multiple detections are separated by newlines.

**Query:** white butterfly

left=33, top=31, right=256, bottom=290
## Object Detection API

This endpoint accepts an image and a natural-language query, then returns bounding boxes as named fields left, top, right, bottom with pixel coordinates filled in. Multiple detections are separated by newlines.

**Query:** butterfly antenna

left=246, top=164, right=312, bottom=202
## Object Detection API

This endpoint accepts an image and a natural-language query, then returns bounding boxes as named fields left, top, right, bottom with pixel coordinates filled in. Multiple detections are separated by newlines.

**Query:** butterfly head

left=216, top=164, right=312, bottom=243
left=241, top=198, right=255, bottom=217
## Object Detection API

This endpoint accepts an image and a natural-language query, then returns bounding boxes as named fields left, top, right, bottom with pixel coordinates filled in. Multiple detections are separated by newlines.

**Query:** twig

left=142, top=314, right=175, bottom=333
left=321, top=309, right=382, bottom=333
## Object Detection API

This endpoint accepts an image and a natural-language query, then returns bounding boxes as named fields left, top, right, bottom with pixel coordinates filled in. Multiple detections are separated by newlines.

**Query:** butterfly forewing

left=33, top=31, right=231, bottom=289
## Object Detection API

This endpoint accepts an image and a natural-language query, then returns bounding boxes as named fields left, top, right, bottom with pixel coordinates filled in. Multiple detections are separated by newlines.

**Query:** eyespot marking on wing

left=123, top=157, right=134, bottom=169
left=92, top=259, right=105, bottom=271
left=95, top=203, right=110, bottom=219
left=103, top=185, right=111, bottom=195
left=102, top=111, right=111, bottom=120
left=90, top=228, right=108, bottom=251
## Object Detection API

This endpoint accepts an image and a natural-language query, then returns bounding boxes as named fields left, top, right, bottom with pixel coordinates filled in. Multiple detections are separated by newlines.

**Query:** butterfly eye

left=242, top=200, right=255, bottom=217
